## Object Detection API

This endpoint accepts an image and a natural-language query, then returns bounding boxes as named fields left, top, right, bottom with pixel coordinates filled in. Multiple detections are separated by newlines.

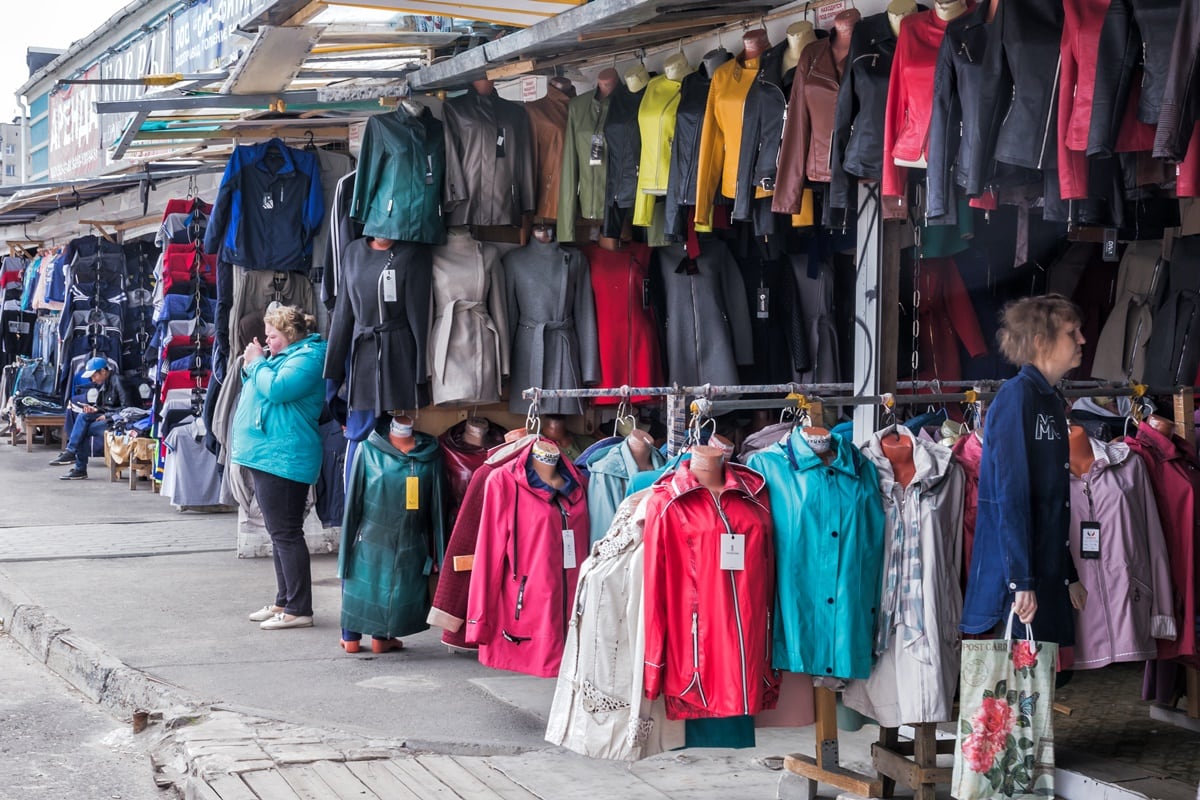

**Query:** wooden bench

left=19, top=414, right=66, bottom=453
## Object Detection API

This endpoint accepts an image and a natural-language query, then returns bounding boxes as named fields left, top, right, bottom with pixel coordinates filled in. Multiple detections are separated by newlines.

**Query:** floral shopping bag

left=952, top=615, right=1057, bottom=799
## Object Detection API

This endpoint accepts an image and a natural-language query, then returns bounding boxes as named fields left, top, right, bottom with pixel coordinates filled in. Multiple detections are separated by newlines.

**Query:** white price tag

left=381, top=269, right=397, bottom=302
left=720, top=533, right=745, bottom=571
left=562, top=529, right=577, bottom=569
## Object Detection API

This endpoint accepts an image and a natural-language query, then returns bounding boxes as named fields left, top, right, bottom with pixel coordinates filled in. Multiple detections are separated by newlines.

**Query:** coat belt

left=432, top=299, right=499, bottom=385
left=519, top=318, right=573, bottom=394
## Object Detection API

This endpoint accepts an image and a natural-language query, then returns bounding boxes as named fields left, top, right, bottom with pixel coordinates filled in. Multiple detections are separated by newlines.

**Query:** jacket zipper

left=689, top=269, right=702, bottom=378
left=514, top=575, right=528, bottom=619
left=559, top=499, right=571, bottom=636
left=713, top=490, right=750, bottom=715
left=1036, top=57, right=1062, bottom=169
left=688, top=610, right=709, bottom=706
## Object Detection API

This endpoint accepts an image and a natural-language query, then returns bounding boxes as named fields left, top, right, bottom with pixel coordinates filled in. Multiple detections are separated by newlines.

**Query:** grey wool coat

left=443, top=88, right=536, bottom=228
left=429, top=228, right=510, bottom=406
left=504, top=238, right=600, bottom=415
left=656, top=240, right=754, bottom=386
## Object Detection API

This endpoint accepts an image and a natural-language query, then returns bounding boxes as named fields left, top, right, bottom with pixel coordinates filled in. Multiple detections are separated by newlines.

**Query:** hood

left=737, top=422, right=792, bottom=463
left=951, top=428, right=983, bottom=467
left=366, top=429, right=441, bottom=462
left=589, top=436, right=667, bottom=480
left=485, top=433, right=537, bottom=466
left=1129, top=420, right=1190, bottom=463
left=863, top=424, right=956, bottom=495
left=663, top=458, right=766, bottom=502
left=281, top=333, right=326, bottom=359
left=502, top=438, right=586, bottom=504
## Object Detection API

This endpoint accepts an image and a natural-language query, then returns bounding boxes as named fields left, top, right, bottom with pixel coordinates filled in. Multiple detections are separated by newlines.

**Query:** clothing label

left=496, top=128, right=506, bottom=158
left=1080, top=521, right=1100, bottom=559
left=756, top=287, right=770, bottom=319
left=1102, top=228, right=1119, bottom=262
left=261, top=192, right=274, bottom=210
left=425, top=155, right=435, bottom=185
left=382, top=269, right=397, bottom=302
left=642, top=277, right=651, bottom=309
left=588, top=134, right=605, bottom=166
left=562, top=530, right=577, bottom=569
left=720, top=533, right=746, bottom=571
left=406, top=475, right=420, bottom=509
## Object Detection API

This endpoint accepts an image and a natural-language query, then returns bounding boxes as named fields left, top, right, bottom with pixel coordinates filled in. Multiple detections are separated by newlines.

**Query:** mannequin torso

left=830, top=9, right=860, bottom=65
left=542, top=415, right=575, bottom=455
left=933, top=0, right=971, bottom=20
left=389, top=414, right=417, bottom=454
left=742, top=29, right=771, bottom=62
left=802, top=425, right=835, bottom=464
left=463, top=417, right=489, bottom=448
left=1068, top=424, right=1095, bottom=477
left=880, top=429, right=916, bottom=488
left=663, top=53, right=693, bottom=82
left=783, top=22, right=818, bottom=73
left=627, top=428, right=656, bottom=471
left=888, top=0, right=918, bottom=35
left=596, top=68, right=620, bottom=98
left=624, top=65, right=650, bottom=93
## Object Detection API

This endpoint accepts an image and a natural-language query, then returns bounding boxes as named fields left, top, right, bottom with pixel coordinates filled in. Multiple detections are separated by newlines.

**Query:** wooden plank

left=1188, top=667, right=1200, bottom=719
left=448, top=758, right=541, bottom=800
left=241, top=769, right=305, bottom=800
left=785, top=753, right=883, bottom=798
left=381, top=759, right=459, bottom=798
left=416, top=756, right=502, bottom=800
left=277, top=765, right=341, bottom=800
left=484, top=753, right=671, bottom=799
left=485, top=60, right=538, bottom=80
left=206, top=773, right=261, bottom=800
left=344, top=761, right=423, bottom=800
left=309, top=761, right=381, bottom=799
left=872, top=745, right=919, bottom=791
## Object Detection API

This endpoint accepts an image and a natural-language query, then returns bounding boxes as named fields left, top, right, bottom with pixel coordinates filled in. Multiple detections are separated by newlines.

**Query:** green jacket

left=339, top=431, right=448, bottom=639
left=230, top=334, right=328, bottom=485
left=558, top=89, right=611, bottom=242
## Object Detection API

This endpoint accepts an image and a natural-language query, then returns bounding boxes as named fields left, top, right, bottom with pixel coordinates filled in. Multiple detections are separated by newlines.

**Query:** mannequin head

left=596, top=68, right=620, bottom=97
left=933, top=0, right=970, bottom=21
left=532, top=223, right=555, bottom=244
left=887, top=0, right=918, bottom=35
left=1145, top=414, right=1175, bottom=437
left=389, top=413, right=416, bottom=452
left=472, top=78, right=495, bottom=95
left=548, top=75, right=576, bottom=97
left=542, top=414, right=569, bottom=445
left=624, top=63, right=650, bottom=93
left=831, top=9, right=861, bottom=63
left=783, top=20, right=818, bottom=71
left=700, top=47, right=733, bottom=78
left=742, top=29, right=771, bottom=61
left=662, top=52, right=693, bottom=82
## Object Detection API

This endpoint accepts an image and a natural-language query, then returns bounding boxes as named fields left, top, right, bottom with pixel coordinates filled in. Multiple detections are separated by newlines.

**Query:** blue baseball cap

left=81, top=357, right=110, bottom=378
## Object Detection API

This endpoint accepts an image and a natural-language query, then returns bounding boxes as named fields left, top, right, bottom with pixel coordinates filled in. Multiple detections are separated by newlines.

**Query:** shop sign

left=173, top=0, right=278, bottom=74
left=817, top=0, right=847, bottom=27
left=49, top=64, right=102, bottom=181
left=348, top=120, right=366, bottom=159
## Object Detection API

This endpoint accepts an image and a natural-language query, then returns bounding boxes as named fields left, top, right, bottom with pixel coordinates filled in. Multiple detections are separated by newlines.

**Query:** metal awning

left=326, top=0, right=585, bottom=29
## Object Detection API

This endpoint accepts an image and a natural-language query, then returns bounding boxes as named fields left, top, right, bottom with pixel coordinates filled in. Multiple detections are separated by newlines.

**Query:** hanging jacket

left=586, top=437, right=668, bottom=544
left=915, top=257, right=989, bottom=382
left=694, top=53, right=759, bottom=231
left=558, top=89, right=612, bottom=241
left=546, top=491, right=685, bottom=760
left=664, top=52, right=731, bottom=240
left=504, top=238, right=600, bottom=415
left=642, top=461, right=780, bottom=720
left=774, top=30, right=854, bottom=214
left=443, top=88, right=536, bottom=228
left=951, top=431, right=983, bottom=595
left=465, top=442, right=590, bottom=678
left=524, top=84, right=571, bottom=220
left=229, top=333, right=327, bottom=485
left=323, top=239, right=433, bottom=414
left=428, top=229, right=509, bottom=406
left=656, top=240, right=754, bottom=386
left=350, top=107, right=446, bottom=245
left=843, top=427, right=964, bottom=728
left=1153, top=0, right=1200, bottom=161
left=1090, top=240, right=1165, bottom=382
left=633, top=74, right=685, bottom=227
left=883, top=10, right=955, bottom=199
left=1089, top=0, right=1182, bottom=158
left=789, top=253, right=841, bottom=384
left=1058, top=0, right=1116, bottom=199
left=1068, top=438, right=1176, bottom=669
left=988, top=0, right=1064, bottom=171
left=583, top=242, right=663, bottom=404
left=339, top=430, right=447, bottom=639
left=962, top=364, right=1079, bottom=645
left=735, top=41, right=790, bottom=222
left=736, top=250, right=812, bottom=384
left=1123, top=422, right=1200, bottom=660
left=1142, top=235, right=1200, bottom=387
left=746, top=429, right=886, bottom=680
left=438, top=417, right=507, bottom=526
left=830, top=13, right=898, bottom=210
left=601, top=81, right=646, bottom=234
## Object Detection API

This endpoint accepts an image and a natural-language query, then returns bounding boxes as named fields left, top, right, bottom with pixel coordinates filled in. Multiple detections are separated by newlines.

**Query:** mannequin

left=690, top=444, right=727, bottom=492
left=472, top=78, right=496, bottom=96
left=548, top=75, right=576, bottom=97
left=531, top=440, right=568, bottom=491
left=1145, top=414, right=1175, bottom=437
left=663, top=52, right=693, bottom=82
left=532, top=223, right=555, bottom=244
left=369, top=237, right=394, bottom=251
left=627, top=428, right=656, bottom=471
left=463, top=417, right=490, bottom=448
left=880, top=427, right=916, bottom=488
left=1068, top=424, right=1095, bottom=477
left=742, top=29, right=771, bottom=61
left=830, top=9, right=857, bottom=63
left=400, top=98, right=424, bottom=117
left=710, top=433, right=735, bottom=460
left=933, top=0, right=970, bottom=20
left=505, top=427, right=529, bottom=443
left=802, top=425, right=834, bottom=464
left=701, top=47, right=732, bottom=78
left=542, top=414, right=576, bottom=455
left=783, top=21, right=818, bottom=73
left=624, top=64, right=651, bottom=93
left=389, top=414, right=417, bottom=453
left=596, top=68, right=620, bottom=97
left=887, top=0, right=918, bottom=34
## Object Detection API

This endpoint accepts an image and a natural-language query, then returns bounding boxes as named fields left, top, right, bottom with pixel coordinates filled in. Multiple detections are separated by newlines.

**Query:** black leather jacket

left=1143, top=235, right=1200, bottom=386
left=830, top=13, right=897, bottom=211
left=1089, top=0, right=1181, bottom=158
left=927, top=3, right=993, bottom=219
left=602, top=82, right=645, bottom=217
left=989, top=0, right=1065, bottom=171
left=734, top=41, right=789, bottom=227
left=1154, top=0, right=1199, bottom=161
left=665, top=51, right=731, bottom=240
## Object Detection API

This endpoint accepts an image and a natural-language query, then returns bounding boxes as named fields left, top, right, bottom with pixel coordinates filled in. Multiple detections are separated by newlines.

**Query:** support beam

left=852, top=182, right=900, bottom=443
left=96, top=90, right=320, bottom=115
left=110, top=110, right=150, bottom=161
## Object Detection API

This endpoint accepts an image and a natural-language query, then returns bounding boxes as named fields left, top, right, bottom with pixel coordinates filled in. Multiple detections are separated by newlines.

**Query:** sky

left=0, top=1, right=129, bottom=120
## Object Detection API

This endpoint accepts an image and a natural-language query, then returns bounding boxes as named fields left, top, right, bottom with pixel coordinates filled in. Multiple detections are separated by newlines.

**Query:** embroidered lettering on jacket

left=1034, top=414, right=1061, bottom=441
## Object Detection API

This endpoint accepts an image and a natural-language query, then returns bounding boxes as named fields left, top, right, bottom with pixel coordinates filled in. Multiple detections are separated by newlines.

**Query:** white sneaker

left=260, top=613, right=314, bottom=630
left=248, top=605, right=281, bottom=622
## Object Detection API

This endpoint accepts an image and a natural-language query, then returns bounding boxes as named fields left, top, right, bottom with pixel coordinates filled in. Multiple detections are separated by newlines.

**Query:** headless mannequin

left=690, top=444, right=727, bottom=493
left=803, top=425, right=835, bottom=464
left=389, top=415, right=417, bottom=454
left=887, top=0, right=918, bottom=37
left=742, top=29, right=771, bottom=62
left=400, top=98, right=423, bottom=117
left=701, top=47, right=733, bottom=78
left=1145, top=414, right=1175, bottom=438
left=1068, top=424, right=1095, bottom=477
left=986, top=0, right=1001, bottom=22
left=505, top=427, right=529, bottom=443
left=532, top=223, right=555, bottom=244
left=933, top=0, right=971, bottom=20
left=710, top=433, right=735, bottom=460
left=472, top=78, right=496, bottom=96
left=783, top=21, right=818, bottom=73
left=463, top=417, right=490, bottom=448
left=627, top=428, right=656, bottom=471
left=596, top=68, right=620, bottom=98
left=880, top=426, right=916, bottom=488
left=548, top=76, right=577, bottom=97
left=663, top=52, right=693, bottom=82
left=624, top=64, right=651, bottom=93
left=369, top=237, right=394, bottom=251
left=542, top=414, right=575, bottom=454
left=830, top=9, right=859, bottom=65
left=531, top=440, right=568, bottom=491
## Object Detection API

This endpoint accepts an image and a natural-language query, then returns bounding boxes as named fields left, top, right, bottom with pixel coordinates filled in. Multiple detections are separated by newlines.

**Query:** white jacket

left=545, top=491, right=684, bottom=760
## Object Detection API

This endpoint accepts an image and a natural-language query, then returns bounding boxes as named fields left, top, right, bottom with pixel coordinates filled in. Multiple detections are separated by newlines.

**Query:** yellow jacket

left=693, top=56, right=758, bottom=231
left=633, top=74, right=684, bottom=227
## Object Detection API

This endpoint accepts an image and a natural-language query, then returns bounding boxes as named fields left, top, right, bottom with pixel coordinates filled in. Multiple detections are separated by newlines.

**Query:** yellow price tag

left=406, top=475, right=420, bottom=510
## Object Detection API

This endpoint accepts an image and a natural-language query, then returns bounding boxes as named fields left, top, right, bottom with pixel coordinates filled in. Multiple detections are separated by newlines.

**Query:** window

left=4, top=145, right=14, bottom=155
left=4, top=165, right=15, bottom=177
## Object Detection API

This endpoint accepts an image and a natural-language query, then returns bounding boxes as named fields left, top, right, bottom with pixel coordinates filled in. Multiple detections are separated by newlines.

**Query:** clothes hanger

left=303, top=130, right=316, bottom=151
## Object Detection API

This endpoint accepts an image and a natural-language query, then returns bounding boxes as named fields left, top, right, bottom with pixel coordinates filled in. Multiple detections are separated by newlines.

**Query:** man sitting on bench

left=51, top=357, right=131, bottom=480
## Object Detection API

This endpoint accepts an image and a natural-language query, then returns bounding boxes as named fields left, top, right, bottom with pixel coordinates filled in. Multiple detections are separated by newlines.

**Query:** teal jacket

left=586, top=438, right=667, bottom=543
left=230, top=333, right=328, bottom=485
left=746, top=429, right=885, bottom=679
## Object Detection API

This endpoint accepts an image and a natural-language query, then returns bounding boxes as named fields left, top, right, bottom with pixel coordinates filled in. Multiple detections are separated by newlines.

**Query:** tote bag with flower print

left=952, top=614, right=1057, bottom=799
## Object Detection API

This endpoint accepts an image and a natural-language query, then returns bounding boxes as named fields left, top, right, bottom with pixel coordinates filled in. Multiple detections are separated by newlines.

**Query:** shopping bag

left=952, top=613, right=1057, bottom=799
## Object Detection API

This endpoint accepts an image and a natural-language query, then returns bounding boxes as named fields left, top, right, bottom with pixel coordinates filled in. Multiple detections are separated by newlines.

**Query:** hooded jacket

left=524, top=84, right=571, bottom=220
left=583, top=242, right=663, bottom=405
left=843, top=427, right=964, bottom=728
left=585, top=436, right=668, bottom=543
left=1143, top=235, right=1200, bottom=387
left=664, top=50, right=732, bottom=240
left=951, top=431, right=983, bottom=595
left=230, top=333, right=327, bottom=485
left=351, top=106, right=446, bottom=245
left=443, top=88, right=536, bottom=228
left=466, top=441, right=590, bottom=678
left=1068, top=438, right=1176, bottom=669
left=642, top=461, right=780, bottom=720
left=546, top=491, right=686, bottom=761
left=633, top=74, right=684, bottom=227
left=745, top=429, right=886, bottom=679
left=428, top=229, right=509, bottom=406
left=558, top=89, right=612, bottom=241
left=1090, top=240, right=1165, bottom=382
left=338, top=431, right=447, bottom=639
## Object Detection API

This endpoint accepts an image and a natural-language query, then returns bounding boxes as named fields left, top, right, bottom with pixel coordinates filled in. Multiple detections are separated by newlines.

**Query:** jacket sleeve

left=719, top=247, right=756, bottom=366
left=642, top=491, right=668, bottom=700
left=940, top=258, right=988, bottom=358
left=984, top=388, right=1036, bottom=591
left=1056, top=26, right=1089, bottom=199
left=1133, top=456, right=1179, bottom=640
left=1087, top=0, right=1137, bottom=158
left=926, top=35, right=961, bottom=220
left=430, top=457, right=450, bottom=570
left=465, top=469, right=513, bottom=644
left=829, top=34, right=861, bottom=213
left=487, top=247, right=510, bottom=379
left=1153, top=0, right=1200, bottom=161
left=514, top=107, right=537, bottom=215
left=337, top=443, right=365, bottom=580
left=245, top=348, right=323, bottom=405
left=350, top=119, right=378, bottom=224
left=203, top=148, right=241, bottom=256
left=573, top=250, right=602, bottom=385
left=557, top=102, right=581, bottom=243
left=443, top=103, right=469, bottom=217
left=693, top=72, right=725, bottom=232
left=772, top=49, right=814, bottom=214
left=407, top=250, right=433, bottom=384
left=881, top=25, right=909, bottom=199
left=323, top=262, right=354, bottom=385
left=302, top=152, right=326, bottom=243
left=860, top=459, right=887, bottom=620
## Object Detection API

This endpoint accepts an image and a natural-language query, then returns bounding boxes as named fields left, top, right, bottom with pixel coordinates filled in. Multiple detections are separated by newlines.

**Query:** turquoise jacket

left=230, top=333, right=328, bottom=485
left=586, top=438, right=667, bottom=543
left=746, top=429, right=885, bottom=679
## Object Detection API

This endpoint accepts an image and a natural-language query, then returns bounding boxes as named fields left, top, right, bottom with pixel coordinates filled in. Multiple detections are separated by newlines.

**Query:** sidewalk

left=0, top=440, right=1196, bottom=799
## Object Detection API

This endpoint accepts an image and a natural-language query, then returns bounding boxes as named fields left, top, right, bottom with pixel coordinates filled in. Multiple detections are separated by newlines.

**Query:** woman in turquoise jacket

left=231, top=304, right=328, bottom=631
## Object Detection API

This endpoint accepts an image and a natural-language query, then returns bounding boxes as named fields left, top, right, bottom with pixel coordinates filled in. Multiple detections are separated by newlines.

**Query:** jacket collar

left=365, top=429, right=441, bottom=461
left=1018, top=363, right=1058, bottom=396
left=864, top=424, right=955, bottom=494
left=253, top=138, right=299, bottom=176
left=782, top=426, right=861, bottom=478
left=1076, top=436, right=1132, bottom=479
left=1132, top=422, right=1189, bottom=463
left=664, top=458, right=765, bottom=501
left=591, top=437, right=667, bottom=481
left=804, top=38, right=842, bottom=85
left=509, top=439, right=585, bottom=504
left=755, top=40, right=788, bottom=89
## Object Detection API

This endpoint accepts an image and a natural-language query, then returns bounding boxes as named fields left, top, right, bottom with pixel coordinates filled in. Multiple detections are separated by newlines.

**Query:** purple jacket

left=1069, top=438, right=1176, bottom=669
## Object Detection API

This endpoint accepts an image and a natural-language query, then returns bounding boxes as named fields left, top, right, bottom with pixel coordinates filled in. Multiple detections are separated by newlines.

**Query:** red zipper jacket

left=642, top=461, right=780, bottom=720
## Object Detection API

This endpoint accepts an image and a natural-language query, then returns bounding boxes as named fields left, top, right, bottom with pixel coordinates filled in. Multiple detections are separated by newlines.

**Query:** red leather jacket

left=438, top=419, right=506, bottom=520
left=642, top=462, right=780, bottom=720
left=1058, top=0, right=1111, bottom=199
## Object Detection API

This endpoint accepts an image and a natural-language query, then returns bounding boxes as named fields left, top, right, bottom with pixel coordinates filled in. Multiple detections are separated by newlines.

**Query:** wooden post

left=783, top=687, right=883, bottom=798
left=872, top=723, right=954, bottom=800
left=1173, top=387, right=1199, bottom=718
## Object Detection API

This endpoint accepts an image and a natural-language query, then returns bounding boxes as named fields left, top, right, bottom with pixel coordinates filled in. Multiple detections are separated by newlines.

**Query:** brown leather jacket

left=525, top=85, right=571, bottom=220
left=773, top=39, right=846, bottom=214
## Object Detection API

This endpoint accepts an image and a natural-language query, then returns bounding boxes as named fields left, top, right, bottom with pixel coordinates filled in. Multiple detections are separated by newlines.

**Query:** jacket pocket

left=513, top=574, right=528, bottom=620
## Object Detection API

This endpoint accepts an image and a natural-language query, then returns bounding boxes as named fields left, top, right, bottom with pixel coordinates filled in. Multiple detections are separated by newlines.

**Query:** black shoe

left=59, top=468, right=88, bottom=480
left=49, top=450, right=76, bottom=466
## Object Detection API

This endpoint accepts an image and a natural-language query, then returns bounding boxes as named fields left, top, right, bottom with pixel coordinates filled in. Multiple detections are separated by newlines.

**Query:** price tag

left=642, top=277, right=651, bottom=309
left=406, top=475, right=420, bottom=510
left=1080, top=521, right=1100, bottom=559
left=720, top=533, right=746, bottom=571
left=588, top=134, right=605, bottom=166
left=562, top=529, right=577, bottom=569
left=262, top=192, right=275, bottom=210
left=756, top=287, right=770, bottom=319
left=496, top=127, right=506, bottom=158
left=1102, top=228, right=1119, bottom=262
left=382, top=269, right=397, bottom=302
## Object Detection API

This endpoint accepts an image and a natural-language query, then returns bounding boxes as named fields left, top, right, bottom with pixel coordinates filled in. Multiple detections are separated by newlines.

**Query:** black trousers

left=249, top=468, right=313, bottom=617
